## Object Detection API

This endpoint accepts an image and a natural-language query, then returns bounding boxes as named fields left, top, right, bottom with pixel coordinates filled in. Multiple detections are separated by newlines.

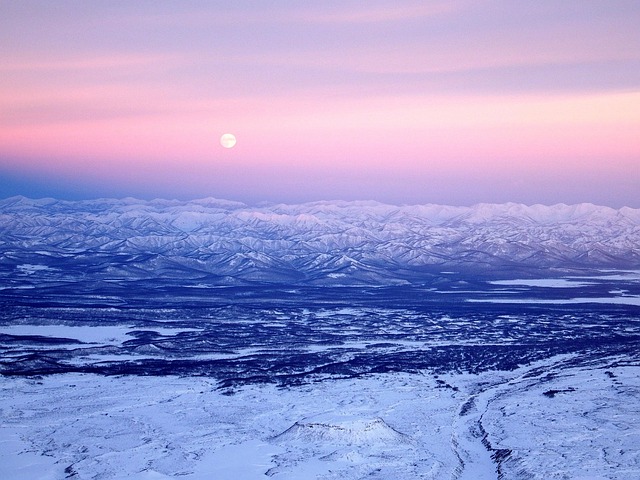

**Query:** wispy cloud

left=280, top=1, right=460, bottom=24
left=124, top=1, right=461, bottom=27
left=0, top=53, right=181, bottom=73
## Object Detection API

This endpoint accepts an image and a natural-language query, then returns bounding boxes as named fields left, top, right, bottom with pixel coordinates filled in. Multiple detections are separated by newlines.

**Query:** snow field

left=1, top=355, right=639, bottom=479
left=0, top=372, right=458, bottom=479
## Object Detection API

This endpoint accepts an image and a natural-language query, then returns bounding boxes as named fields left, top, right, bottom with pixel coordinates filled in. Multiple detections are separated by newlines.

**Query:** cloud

left=122, top=1, right=461, bottom=27
left=280, top=1, right=460, bottom=24
left=0, top=53, right=180, bottom=73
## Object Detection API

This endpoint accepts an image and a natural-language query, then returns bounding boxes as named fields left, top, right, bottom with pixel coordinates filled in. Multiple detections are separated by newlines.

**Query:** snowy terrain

left=1, top=197, right=639, bottom=286
left=1, top=356, right=639, bottom=479
left=1, top=197, right=639, bottom=478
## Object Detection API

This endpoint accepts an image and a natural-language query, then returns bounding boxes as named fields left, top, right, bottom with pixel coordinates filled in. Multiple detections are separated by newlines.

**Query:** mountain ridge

left=1, top=197, right=639, bottom=286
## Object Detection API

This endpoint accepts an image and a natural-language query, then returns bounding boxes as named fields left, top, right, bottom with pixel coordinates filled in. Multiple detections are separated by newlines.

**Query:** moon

left=220, top=133, right=236, bottom=149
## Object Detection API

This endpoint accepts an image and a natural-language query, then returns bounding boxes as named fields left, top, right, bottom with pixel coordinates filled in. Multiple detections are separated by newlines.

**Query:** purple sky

left=1, top=1, right=639, bottom=206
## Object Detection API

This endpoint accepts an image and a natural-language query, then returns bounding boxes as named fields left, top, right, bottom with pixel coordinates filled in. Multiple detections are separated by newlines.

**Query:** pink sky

left=1, top=1, right=639, bottom=206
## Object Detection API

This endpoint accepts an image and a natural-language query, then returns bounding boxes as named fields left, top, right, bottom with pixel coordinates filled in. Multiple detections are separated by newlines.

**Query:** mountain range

left=1, top=196, right=639, bottom=286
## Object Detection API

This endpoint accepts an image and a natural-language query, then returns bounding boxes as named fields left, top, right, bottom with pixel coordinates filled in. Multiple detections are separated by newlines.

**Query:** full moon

left=220, top=133, right=236, bottom=149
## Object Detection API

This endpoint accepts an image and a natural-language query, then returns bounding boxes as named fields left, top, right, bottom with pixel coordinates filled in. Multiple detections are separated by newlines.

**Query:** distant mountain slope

left=1, top=197, right=639, bottom=285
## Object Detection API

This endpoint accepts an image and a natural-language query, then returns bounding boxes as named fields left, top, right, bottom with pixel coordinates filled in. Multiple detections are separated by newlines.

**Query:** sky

left=1, top=1, right=639, bottom=207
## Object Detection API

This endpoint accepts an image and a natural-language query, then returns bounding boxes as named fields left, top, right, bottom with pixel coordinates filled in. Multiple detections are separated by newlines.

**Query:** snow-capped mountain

left=1, top=196, right=639, bottom=285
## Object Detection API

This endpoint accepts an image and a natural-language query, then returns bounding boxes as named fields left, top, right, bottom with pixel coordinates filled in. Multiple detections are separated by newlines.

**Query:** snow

left=2, top=197, right=638, bottom=285
left=0, top=431, right=59, bottom=480
left=478, top=361, right=640, bottom=478
left=0, top=325, right=134, bottom=345
left=489, top=278, right=595, bottom=288
left=468, top=296, right=640, bottom=306
left=570, top=270, right=640, bottom=281
left=2, top=195, right=639, bottom=479
left=195, top=441, right=283, bottom=480
left=0, top=325, right=201, bottom=346
left=16, top=264, right=54, bottom=274
left=0, top=373, right=456, bottom=479
left=1, top=355, right=638, bottom=479
left=489, top=271, right=640, bottom=288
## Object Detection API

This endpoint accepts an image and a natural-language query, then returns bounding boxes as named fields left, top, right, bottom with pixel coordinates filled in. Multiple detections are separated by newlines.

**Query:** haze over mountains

left=1, top=196, right=639, bottom=286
